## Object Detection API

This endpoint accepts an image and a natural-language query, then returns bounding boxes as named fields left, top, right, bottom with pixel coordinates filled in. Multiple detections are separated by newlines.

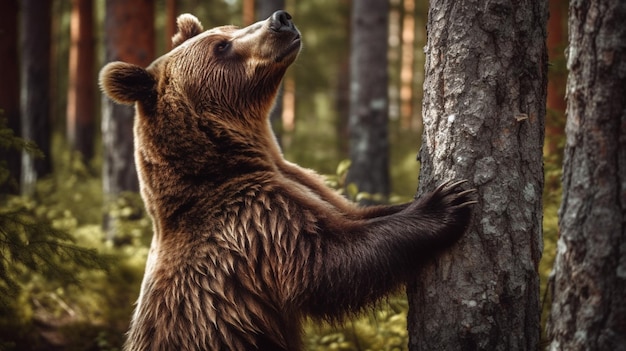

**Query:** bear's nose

left=269, top=10, right=296, bottom=33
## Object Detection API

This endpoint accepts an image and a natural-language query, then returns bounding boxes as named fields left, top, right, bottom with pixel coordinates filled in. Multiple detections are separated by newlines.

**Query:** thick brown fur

left=99, top=11, right=475, bottom=351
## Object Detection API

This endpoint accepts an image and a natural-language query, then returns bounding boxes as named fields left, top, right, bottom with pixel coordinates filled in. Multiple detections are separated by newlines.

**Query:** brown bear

left=99, top=10, right=475, bottom=351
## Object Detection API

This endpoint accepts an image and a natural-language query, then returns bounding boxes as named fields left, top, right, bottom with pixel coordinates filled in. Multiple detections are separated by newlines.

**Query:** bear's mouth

left=276, top=35, right=301, bottom=63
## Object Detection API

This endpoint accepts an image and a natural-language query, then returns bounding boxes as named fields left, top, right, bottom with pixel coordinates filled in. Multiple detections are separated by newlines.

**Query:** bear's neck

left=136, top=114, right=285, bottom=234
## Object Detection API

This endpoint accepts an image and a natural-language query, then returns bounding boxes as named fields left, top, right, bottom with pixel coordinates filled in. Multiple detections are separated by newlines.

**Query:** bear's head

left=100, top=10, right=300, bottom=125
left=99, top=11, right=301, bottom=175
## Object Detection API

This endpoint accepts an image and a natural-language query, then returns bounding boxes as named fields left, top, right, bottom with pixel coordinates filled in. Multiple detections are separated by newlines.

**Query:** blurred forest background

left=0, top=0, right=568, bottom=350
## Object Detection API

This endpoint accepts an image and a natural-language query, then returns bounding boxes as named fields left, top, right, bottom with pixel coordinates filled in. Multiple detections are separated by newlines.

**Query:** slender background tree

left=547, top=1, right=626, bottom=349
left=102, top=0, right=155, bottom=238
left=407, top=1, right=548, bottom=349
left=20, top=0, right=53, bottom=196
left=346, top=0, right=390, bottom=202
left=67, top=0, right=96, bottom=161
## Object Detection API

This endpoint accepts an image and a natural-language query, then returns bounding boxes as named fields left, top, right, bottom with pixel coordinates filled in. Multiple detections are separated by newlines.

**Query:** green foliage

left=304, top=296, right=409, bottom=351
left=323, top=159, right=353, bottom=197
left=0, top=117, right=41, bottom=158
left=0, top=118, right=149, bottom=351
left=0, top=115, right=42, bottom=192
left=324, top=160, right=410, bottom=204
left=0, top=199, right=108, bottom=308
left=0, top=117, right=107, bottom=312
left=104, top=192, right=153, bottom=248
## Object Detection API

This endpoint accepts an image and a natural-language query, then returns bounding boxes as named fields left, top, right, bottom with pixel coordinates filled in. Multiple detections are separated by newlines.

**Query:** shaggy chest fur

left=129, top=179, right=315, bottom=350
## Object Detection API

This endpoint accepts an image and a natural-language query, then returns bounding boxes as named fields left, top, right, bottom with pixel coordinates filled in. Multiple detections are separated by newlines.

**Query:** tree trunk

left=20, top=0, right=53, bottom=196
left=67, top=0, right=95, bottom=161
left=346, top=0, right=390, bottom=203
left=407, top=1, right=547, bottom=350
left=0, top=0, right=21, bottom=194
left=546, top=1, right=626, bottom=350
left=102, top=0, right=155, bottom=237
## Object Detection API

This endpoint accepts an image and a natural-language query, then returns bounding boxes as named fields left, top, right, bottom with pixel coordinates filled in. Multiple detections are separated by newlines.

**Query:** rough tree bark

left=67, top=0, right=95, bottom=161
left=407, top=1, right=547, bottom=350
left=547, top=0, right=626, bottom=350
left=346, top=0, right=390, bottom=202
left=20, top=0, right=53, bottom=196
left=102, top=0, right=154, bottom=236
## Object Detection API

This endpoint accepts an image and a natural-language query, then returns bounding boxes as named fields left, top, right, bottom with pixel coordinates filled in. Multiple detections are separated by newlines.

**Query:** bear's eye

left=214, top=40, right=230, bottom=53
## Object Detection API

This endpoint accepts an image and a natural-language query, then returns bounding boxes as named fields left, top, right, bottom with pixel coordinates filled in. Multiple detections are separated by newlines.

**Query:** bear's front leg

left=303, top=180, right=476, bottom=320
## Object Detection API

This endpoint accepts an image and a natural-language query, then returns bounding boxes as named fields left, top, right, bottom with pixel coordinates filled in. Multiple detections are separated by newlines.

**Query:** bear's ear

left=99, top=62, right=155, bottom=105
left=172, top=14, right=203, bottom=48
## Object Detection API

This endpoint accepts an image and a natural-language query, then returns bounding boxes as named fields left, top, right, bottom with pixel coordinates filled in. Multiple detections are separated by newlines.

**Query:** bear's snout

left=257, top=10, right=301, bottom=64
left=269, top=10, right=298, bottom=35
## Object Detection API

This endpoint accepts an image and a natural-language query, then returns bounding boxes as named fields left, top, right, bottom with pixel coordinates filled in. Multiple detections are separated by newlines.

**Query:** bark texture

left=346, top=0, right=390, bottom=202
left=547, top=0, right=626, bottom=350
left=407, top=1, right=547, bottom=350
